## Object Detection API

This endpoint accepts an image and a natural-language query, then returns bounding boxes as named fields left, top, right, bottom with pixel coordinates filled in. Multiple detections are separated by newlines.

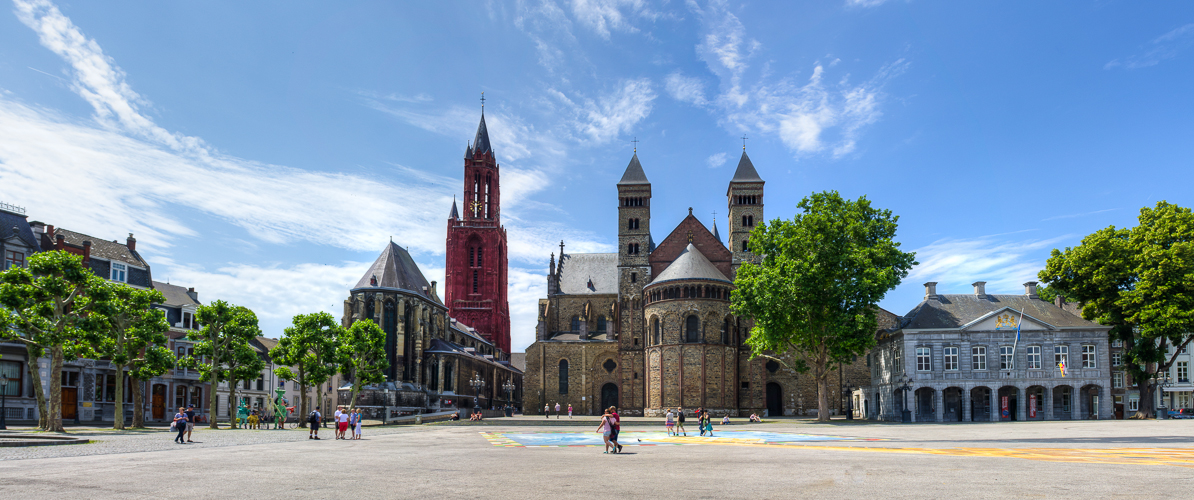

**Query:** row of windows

left=648, top=315, right=738, bottom=345
left=742, top=215, right=754, bottom=227
left=569, top=315, right=608, bottom=333
left=734, top=195, right=759, bottom=205
left=914, top=345, right=1098, bottom=371
left=621, top=197, right=645, bottom=207
left=468, top=247, right=484, bottom=268
left=627, top=243, right=642, bottom=255
left=646, top=284, right=730, bottom=304
left=471, top=173, right=494, bottom=219
left=627, top=218, right=641, bottom=230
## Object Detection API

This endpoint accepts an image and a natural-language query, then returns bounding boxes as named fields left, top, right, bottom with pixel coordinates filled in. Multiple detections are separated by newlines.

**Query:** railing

left=0, top=201, right=25, bottom=215
left=4, top=407, right=24, bottom=420
left=452, top=300, right=493, bottom=310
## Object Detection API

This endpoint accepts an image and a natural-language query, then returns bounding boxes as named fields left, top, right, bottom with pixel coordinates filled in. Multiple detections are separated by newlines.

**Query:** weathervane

left=631, top=136, right=639, bottom=153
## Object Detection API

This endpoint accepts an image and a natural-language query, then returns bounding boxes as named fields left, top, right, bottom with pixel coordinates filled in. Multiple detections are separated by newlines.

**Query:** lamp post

left=502, top=379, right=515, bottom=417
left=842, top=383, right=855, bottom=421
left=1153, top=372, right=1173, bottom=420
left=469, top=374, right=485, bottom=413
left=0, top=374, right=9, bottom=430
left=897, top=375, right=913, bottom=423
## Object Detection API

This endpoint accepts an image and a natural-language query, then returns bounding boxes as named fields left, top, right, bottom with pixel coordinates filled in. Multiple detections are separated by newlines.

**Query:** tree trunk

left=131, top=377, right=145, bottom=428
left=315, top=384, right=324, bottom=426
left=208, top=375, right=220, bottom=429
left=113, top=366, right=125, bottom=430
left=349, top=382, right=359, bottom=412
left=1131, top=373, right=1156, bottom=419
left=815, top=356, right=830, bottom=422
left=228, top=379, right=239, bottom=429
left=47, top=346, right=65, bottom=432
left=25, top=350, right=48, bottom=430
left=299, top=383, right=308, bottom=428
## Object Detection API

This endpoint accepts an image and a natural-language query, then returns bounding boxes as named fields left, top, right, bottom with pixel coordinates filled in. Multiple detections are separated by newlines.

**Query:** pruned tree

left=338, top=319, right=389, bottom=411
left=0, top=251, right=105, bottom=431
left=180, top=300, right=261, bottom=428
left=90, top=282, right=172, bottom=430
left=1040, top=201, right=1194, bottom=418
left=270, top=312, right=341, bottom=427
left=731, top=191, right=916, bottom=421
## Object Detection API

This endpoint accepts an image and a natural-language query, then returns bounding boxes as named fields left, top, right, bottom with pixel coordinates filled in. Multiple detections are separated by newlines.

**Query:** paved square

left=3, top=418, right=1193, bottom=498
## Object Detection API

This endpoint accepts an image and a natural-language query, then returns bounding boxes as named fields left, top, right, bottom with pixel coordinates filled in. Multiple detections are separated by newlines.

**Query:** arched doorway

left=1026, top=386, right=1046, bottom=420
left=1053, top=385, right=1073, bottom=420
left=601, top=383, right=618, bottom=412
left=970, top=386, right=992, bottom=421
left=1081, top=384, right=1102, bottom=420
left=766, top=382, right=783, bottom=417
left=915, top=388, right=936, bottom=421
left=998, top=386, right=1019, bottom=421
left=943, top=387, right=963, bottom=422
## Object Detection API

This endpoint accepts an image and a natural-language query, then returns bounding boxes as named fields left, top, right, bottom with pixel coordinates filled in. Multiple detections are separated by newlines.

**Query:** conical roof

left=617, top=153, right=650, bottom=185
left=711, top=219, right=722, bottom=243
left=449, top=197, right=459, bottom=219
left=730, top=151, right=762, bottom=182
left=473, top=114, right=492, bottom=155
left=354, top=241, right=436, bottom=300
left=651, top=243, right=730, bottom=285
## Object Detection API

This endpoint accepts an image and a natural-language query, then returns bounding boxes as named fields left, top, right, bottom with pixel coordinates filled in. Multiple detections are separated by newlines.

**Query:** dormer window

left=111, top=262, right=127, bottom=282
left=4, top=250, right=24, bottom=269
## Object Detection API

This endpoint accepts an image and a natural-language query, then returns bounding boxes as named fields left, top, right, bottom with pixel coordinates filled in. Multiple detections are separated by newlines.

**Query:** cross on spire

left=741, top=134, right=749, bottom=151
left=480, top=92, right=486, bottom=112
left=631, top=136, right=639, bottom=153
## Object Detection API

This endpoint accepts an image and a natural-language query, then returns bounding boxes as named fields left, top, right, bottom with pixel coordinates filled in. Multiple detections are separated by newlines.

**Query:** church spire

left=617, top=153, right=650, bottom=185
left=712, top=218, right=722, bottom=243
left=473, top=112, right=492, bottom=155
left=449, top=196, right=459, bottom=219
left=731, top=150, right=762, bottom=182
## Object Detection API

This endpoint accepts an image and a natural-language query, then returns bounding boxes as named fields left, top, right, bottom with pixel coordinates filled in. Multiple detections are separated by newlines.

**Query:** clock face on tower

left=471, top=200, right=484, bottom=217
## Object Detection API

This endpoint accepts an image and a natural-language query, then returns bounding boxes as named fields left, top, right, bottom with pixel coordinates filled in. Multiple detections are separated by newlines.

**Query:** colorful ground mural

left=480, top=430, right=884, bottom=448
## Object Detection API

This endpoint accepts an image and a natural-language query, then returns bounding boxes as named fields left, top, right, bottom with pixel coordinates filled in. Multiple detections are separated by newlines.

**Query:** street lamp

left=842, top=383, right=856, bottom=421
left=469, top=374, right=485, bottom=413
left=502, top=379, right=515, bottom=417
left=1152, top=372, right=1173, bottom=420
left=0, top=373, right=9, bottom=430
left=897, top=375, right=913, bottom=423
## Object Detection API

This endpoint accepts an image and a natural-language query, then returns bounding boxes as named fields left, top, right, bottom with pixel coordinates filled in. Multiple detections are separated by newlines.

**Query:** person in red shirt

left=608, top=406, right=622, bottom=453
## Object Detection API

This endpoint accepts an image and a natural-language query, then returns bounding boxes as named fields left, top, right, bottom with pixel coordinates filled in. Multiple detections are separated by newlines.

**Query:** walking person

left=665, top=408, right=675, bottom=436
left=184, top=405, right=197, bottom=442
left=555, top=402, right=561, bottom=419
left=568, top=403, right=573, bottom=418
left=609, top=406, right=623, bottom=453
left=544, top=404, right=550, bottom=418
left=676, top=407, right=687, bottom=436
left=308, top=408, right=322, bottom=439
left=597, top=409, right=613, bottom=453
left=172, top=407, right=188, bottom=444
left=701, top=411, right=714, bottom=437
left=353, top=408, right=363, bottom=440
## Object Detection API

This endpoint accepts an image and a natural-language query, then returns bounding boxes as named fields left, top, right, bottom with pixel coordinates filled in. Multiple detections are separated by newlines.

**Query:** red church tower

left=445, top=110, right=511, bottom=353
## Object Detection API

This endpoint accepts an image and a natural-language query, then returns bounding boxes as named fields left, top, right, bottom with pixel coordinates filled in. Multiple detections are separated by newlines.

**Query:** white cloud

left=1105, top=23, right=1194, bottom=70
left=569, top=0, right=645, bottom=39
left=906, top=235, right=1069, bottom=295
left=664, top=72, right=708, bottom=105
left=508, top=266, right=548, bottom=352
left=845, top=0, right=889, bottom=7
left=546, top=78, right=656, bottom=144
left=706, top=152, right=727, bottom=168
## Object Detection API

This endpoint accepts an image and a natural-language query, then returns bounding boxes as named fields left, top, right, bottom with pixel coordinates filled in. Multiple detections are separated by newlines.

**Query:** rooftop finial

left=480, top=91, right=485, bottom=113
left=741, top=134, right=748, bottom=151
left=631, top=136, right=639, bottom=153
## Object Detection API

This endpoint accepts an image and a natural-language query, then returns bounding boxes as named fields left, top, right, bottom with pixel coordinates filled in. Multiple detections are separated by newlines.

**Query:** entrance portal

left=152, top=384, right=167, bottom=420
left=943, top=387, right=963, bottom=422
left=600, top=383, right=618, bottom=412
left=970, top=387, right=992, bottom=421
left=766, top=382, right=782, bottom=417
left=61, top=387, right=77, bottom=420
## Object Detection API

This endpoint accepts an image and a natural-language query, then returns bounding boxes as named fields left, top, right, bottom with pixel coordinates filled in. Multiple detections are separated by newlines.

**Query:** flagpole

left=1012, top=309, right=1024, bottom=370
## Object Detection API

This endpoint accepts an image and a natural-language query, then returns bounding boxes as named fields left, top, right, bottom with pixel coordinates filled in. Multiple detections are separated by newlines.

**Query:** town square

left=3, top=1, right=1194, bottom=498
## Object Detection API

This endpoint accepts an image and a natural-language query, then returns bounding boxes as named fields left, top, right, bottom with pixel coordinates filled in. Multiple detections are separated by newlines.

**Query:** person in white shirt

left=333, top=408, right=344, bottom=439
left=337, top=408, right=351, bottom=439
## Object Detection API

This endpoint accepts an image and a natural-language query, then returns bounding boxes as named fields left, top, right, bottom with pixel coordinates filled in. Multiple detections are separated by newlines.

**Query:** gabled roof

left=730, top=151, right=762, bottom=183
left=650, top=243, right=730, bottom=285
left=617, top=153, right=650, bottom=185
left=557, top=253, right=618, bottom=294
left=53, top=228, right=148, bottom=267
left=353, top=241, right=437, bottom=302
left=152, top=281, right=200, bottom=307
left=0, top=210, right=37, bottom=250
left=898, top=294, right=1104, bottom=330
left=473, top=113, right=492, bottom=155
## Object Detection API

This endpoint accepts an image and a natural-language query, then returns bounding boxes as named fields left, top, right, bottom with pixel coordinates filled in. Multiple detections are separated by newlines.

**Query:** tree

left=180, top=300, right=261, bottom=429
left=731, top=191, right=917, bottom=422
left=338, top=319, right=389, bottom=411
left=1039, top=201, right=1194, bottom=418
left=222, top=339, right=266, bottom=427
left=270, top=312, right=341, bottom=428
left=0, top=251, right=105, bottom=431
left=90, top=282, right=172, bottom=430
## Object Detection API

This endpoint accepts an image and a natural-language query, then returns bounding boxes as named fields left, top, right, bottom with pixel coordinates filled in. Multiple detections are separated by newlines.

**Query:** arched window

left=652, top=317, right=661, bottom=345
left=558, top=359, right=569, bottom=394
left=596, top=315, right=607, bottom=333
left=722, top=317, right=730, bottom=345
left=741, top=239, right=749, bottom=252
left=686, top=315, right=699, bottom=343
left=570, top=316, right=580, bottom=333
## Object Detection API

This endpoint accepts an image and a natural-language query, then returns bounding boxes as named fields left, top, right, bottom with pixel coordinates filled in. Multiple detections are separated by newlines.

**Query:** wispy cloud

left=1106, top=23, right=1194, bottom=70
left=844, top=0, right=890, bottom=8
left=665, top=72, right=708, bottom=106
left=1041, top=208, right=1120, bottom=222
left=569, top=0, right=648, bottom=40
left=906, top=235, right=1069, bottom=294
left=706, top=151, right=727, bottom=168
left=554, top=78, right=657, bottom=143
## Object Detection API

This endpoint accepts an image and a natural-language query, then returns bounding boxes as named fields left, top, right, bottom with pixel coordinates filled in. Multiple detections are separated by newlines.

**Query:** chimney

left=1023, top=281, right=1039, bottom=299
left=186, top=287, right=198, bottom=302
left=430, top=281, right=438, bottom=299
left=82, top=240, right=91, bottom=266
left=1054, top=295, right=1064, bottom=308
left=127, top=233, right=136, bottom=251
left=923, top=282, right=938, bottom=299
left=55, top=233, right=65, bottom=250
left=972, top=281, right=987, bottom=297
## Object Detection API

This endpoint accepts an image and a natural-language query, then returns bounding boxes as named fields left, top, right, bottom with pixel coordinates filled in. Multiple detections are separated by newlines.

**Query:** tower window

left=627, top=243, right=641, bottom=255
left=630, top=273, right=637, bottom=283
left=741, top=239, right=749, bottom=252
left=558, top=360, right=569, bottom=394
left=472, top=270, right=478, bottom=293
left=469, top=248, right=475, bottom=267
left=686, top=315, right=699, bottom=343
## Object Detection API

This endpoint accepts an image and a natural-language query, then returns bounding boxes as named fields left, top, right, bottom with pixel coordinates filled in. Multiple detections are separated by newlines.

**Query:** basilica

left=524, top=150, right=871, bottom=417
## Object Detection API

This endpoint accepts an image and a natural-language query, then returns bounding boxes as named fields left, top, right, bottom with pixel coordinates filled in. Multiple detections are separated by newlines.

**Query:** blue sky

left=1, top=0, right=1192, bottom=353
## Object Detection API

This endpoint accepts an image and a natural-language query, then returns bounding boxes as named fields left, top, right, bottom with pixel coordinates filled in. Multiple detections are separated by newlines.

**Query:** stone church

left=524, top=151, right=873, bottom=417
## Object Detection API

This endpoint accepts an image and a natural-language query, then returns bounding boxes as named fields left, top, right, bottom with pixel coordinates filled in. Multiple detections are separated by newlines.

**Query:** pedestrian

left=676, top=406, right=687, bottom=436
left=544, top=404, right=550, bottom=418
left=555, top=402, right=561, bottom=419
left=597, top=408, right=613, bottom=453
left=702, top=411, right=714, bottom=437
left=172, top=407, right=189, bottom=444
left=333, top=406, right=344, bottom=439
left=568, top=403, right=573, bottom=418
left=609, top=406, right=623, bottom=453
left=665, top=408, right=675, bottom=436
left=308, top=408, right=322, bottom=439
left=184, top=405, right=197, bottom=442
left=353, top=408, right=363, bottom=440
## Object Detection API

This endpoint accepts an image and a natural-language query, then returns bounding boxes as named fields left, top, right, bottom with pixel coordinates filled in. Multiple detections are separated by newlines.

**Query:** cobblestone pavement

left=0, top=425, right=414, bottom=461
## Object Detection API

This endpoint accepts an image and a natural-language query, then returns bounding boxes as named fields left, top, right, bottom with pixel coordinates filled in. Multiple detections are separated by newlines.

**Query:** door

left=1114, top=403, right=1124, bottom=420
left=766, top=382, right=782, bottom=417
left=61, top=387, right=78, bottom=420
left=600, top=383, right=618, bottom=413
left=152, top=384, right=166, bottom=420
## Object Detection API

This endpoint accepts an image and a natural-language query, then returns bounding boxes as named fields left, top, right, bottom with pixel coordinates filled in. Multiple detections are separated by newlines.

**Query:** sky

left=1, top=0, right=1192, bottom=353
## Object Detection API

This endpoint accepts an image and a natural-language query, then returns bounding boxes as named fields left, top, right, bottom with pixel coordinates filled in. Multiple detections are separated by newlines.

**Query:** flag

left=1011, top=309, right=1024, bottom=369
left=1058, top=358, right=1067, bottom=377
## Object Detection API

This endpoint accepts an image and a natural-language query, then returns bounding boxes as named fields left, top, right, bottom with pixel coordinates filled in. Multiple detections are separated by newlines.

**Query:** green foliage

left=89, top=281, right=173, bottom=429
left=181, top=300, right=263, bottom=428
left=1039, top=201, right=1194, bottom=417
left=1035, top=283, right=1062, bottom=303
left=731, top=191, right=916, bottom=420
left=338, top=319, right=389, bottom=410
left=270, top=312, right=342, bottom=425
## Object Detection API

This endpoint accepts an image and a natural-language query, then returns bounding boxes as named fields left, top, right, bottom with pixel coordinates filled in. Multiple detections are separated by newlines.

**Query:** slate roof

left=53, top=228, right=148, bottom=267
left=152, top=281, right=200, bottom=307
left=650, top=243, right=730, bottom=285
left=425, top=338, right=523, bottom=373
left=449, top=197, right=459, bottom=219
left=0, top=210, right=38, bottom=250
left=353, top=241, right=438, bottom=302
left=898, top=294, right=1104, bottom=330
left=547, top=332, right=612, bottom=342
left=473, top=113, right=492, bottom=155
left=730, top=151, right=763, bottom=182
left=557, top=253, right=618, bottom=294
left=617, top=153, right=650, bottom=185
left=711, top=219, right=722, bottom=244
